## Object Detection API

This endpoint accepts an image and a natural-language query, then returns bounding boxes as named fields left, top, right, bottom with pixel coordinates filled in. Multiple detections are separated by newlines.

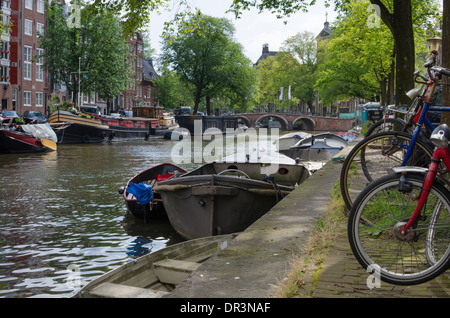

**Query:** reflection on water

left=0, top=138, right=190, bottom=298
left=0, top=130, right=292, bottom=298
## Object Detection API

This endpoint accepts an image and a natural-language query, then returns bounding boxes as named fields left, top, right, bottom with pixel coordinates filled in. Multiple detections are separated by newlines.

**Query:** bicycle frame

left=400, top=146, right=450, bottom=234
left=401, top=78, right=450, bottom=166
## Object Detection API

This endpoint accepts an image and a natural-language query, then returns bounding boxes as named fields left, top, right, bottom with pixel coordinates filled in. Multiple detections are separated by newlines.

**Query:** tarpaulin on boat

left=20, top=123, right=58, bottom=142
left=127, top=182, right=153, bottom=205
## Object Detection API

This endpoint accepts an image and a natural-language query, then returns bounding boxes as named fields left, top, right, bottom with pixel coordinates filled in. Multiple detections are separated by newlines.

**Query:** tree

left=229, top=0, right=440, bottom=105
left=161, top=13, right=258, bottom=114
left=39, top=2, right=132, bottom=108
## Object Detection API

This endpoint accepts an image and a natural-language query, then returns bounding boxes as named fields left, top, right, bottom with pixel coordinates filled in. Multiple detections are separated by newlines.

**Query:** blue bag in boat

left=127, top=182, right=153, bottom=205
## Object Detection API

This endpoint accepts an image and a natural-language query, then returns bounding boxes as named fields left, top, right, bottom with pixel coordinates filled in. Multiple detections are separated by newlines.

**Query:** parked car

left=0, top=110, right=22, bottom=124
left=23, top=110, right=47, bottom=124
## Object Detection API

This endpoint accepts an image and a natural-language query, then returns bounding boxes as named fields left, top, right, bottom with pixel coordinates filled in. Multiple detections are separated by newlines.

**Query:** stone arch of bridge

left=235, top=116, right=251, bottom=128
left=255, top=115, right=289, bottom=131
left=292, top=117, right=316, bottom=131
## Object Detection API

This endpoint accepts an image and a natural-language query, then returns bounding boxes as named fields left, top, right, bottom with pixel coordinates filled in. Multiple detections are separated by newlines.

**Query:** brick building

left=1, top=0, right=47, bottom=115
left=0, top=0, right=159, bottom=116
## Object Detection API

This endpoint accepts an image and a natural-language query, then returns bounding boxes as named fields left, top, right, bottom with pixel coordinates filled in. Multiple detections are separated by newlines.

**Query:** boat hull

left=121, top=163, right=187, bottom=219
left=156, top=175, right=292, bottom=240
left=49, top=110, right=155, bottom=144
left=0, top=130, right=49, bottom=153
left=73, top=234, right=237, bottom=298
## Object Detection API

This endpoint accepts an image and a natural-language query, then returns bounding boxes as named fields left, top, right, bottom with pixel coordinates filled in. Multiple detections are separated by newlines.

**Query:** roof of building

left=143, top=58, right=158, bottom=81
left=255, top=43, right=278, bottom=65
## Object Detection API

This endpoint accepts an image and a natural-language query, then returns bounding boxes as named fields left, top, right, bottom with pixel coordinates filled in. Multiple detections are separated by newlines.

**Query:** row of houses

left=0, top=0, right=159, bottom=116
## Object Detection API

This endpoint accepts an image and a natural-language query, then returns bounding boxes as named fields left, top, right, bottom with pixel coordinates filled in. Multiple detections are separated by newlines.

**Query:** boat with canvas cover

left=0, top=123, right=57, bottom=153
left=155, top=162, right=296, bottom=240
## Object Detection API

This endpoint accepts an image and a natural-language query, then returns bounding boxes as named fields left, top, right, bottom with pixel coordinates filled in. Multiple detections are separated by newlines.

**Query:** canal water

left=0, top=130, right=286, bottom=298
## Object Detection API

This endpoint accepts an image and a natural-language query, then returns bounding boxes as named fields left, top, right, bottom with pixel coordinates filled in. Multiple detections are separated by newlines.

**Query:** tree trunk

left=441, top=0, right=450, bottom=125
left=206, top=96, right=212, bottom=115
left=193, top=91, right=202, bottom=115
left=371, top=0, right=415, bottom=106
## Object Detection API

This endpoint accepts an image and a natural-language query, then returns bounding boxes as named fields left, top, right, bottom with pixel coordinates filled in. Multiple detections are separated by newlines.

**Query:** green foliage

left=161, top=12, right=259, bottom=114
left=39, top=1, right=132, bottom=103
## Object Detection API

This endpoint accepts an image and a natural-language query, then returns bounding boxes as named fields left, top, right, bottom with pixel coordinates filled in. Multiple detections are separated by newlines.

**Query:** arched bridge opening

left=292, top=117, right=316, bottom=131
left=255, top=115, right=289, bottom=131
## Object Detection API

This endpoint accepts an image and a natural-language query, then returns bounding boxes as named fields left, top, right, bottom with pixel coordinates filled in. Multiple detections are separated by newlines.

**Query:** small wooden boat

left=118, top=163, right=187, bottom=219
left=0, top=123, right=57, bottom=153
left=73, top=233, right=237, bottom=298
left=156, top=169, right=295, bottom=240
left=281, top=132, right=348, bottom=162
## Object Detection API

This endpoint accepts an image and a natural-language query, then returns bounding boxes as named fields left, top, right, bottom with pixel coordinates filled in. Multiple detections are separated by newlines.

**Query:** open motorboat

left=73, top=234, right=237, bottom=298
left=118, top=163, right=187, bottom=219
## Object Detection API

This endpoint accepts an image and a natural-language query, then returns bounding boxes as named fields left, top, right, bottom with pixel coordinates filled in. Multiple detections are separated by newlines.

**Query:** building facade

left=1, top=0, right=48, bottom=115
left=1, top=1, right=159, bottom=116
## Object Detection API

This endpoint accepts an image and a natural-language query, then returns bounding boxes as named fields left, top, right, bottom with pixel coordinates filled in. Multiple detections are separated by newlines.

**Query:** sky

left=146, top=0, right=337, bottom=68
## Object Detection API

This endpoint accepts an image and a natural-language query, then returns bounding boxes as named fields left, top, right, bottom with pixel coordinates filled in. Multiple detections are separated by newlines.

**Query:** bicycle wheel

left=365, top=118, right=406, bottom=137
left=340, top=131, right=434, bottom=210
left=348, top=173, right=450, bottom=285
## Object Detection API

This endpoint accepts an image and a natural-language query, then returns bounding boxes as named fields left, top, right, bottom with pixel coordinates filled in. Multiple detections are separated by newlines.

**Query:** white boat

left=274, top=131, right=311, bottom=152
left=73, top=234, right=237, bottom=298
left=281, top=132, right=348, bottom=162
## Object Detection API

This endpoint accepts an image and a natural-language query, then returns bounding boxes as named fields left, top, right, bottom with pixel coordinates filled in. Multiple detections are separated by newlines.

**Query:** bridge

left=231, top=113, right=355, bottom=131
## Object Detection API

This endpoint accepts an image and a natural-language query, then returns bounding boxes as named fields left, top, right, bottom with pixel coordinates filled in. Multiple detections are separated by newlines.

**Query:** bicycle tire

left=340, top=131, right=434, bottom=210
left=348, top=173, right=450, bottom=285
left=365, top=118, right=406, bottom=137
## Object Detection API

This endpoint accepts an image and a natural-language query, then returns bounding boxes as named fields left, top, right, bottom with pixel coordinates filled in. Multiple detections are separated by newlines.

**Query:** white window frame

left=24, top=19, right=33, bottom=36
left=36, top=48, right=44, bottom=82
left=24, top=46, right=32, bottom=80
left=24, top=91, right=32, bottom=106
left=25, top=0, right=33, bottom=10
left=36, top=92, right=43, bottom=107
left=36, top=22, right=44, bottom=36
left=37, top=0, right=44, bottom=13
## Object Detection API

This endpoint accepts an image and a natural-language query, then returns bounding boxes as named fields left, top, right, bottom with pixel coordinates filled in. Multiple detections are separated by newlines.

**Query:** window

left=25, top=0, right=33, bottom=10
left=36, top=48, right=44, bottom=81
left=37, top=0, right=44, bottom=13
left=36, top=22, right=44, bottom=36
left=24, top=19, right=33, bottom=36
left=36, top=92, right=43, bottom=107
left=24, top=91, right=31, bottom=106
left=0, top=66, right=9, bottom=82
left=23, top=46, right=32, bottom=80
left=1, top=41, right=8, bottom=60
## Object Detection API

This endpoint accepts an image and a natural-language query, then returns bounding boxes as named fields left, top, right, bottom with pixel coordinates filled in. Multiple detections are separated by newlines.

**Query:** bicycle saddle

left=430, top=124, right=450, bottom=148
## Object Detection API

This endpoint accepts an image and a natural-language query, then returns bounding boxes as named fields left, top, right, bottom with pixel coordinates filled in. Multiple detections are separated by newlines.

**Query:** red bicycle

left=348, top=121, right=450, bottom=285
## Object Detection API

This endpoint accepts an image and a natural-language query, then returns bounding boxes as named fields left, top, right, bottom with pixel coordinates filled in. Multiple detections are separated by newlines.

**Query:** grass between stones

left=270, top=181, right=347, bottom=298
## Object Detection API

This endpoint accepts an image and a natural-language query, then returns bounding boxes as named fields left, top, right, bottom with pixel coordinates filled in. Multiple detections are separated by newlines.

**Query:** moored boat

left=156, top=168, right=295, bottom=240
left=73, top=233, right=237, bottom=298
left=49, top=110, right=159, bottom=144
left=281, top=132, right=348, bottom=162
left=118, top=163, right=187, bottom=219
left=0, top=123, right=57, bottom=153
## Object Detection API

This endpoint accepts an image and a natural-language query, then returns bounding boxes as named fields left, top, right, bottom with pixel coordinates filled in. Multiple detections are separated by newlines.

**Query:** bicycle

left=347, top=123, right=450, bottom=285
left=340, top=61, right=450, bottom=210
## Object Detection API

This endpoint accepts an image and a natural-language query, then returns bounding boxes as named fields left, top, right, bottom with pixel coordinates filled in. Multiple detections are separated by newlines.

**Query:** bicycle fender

left=392, top=166, right=428, bottom=174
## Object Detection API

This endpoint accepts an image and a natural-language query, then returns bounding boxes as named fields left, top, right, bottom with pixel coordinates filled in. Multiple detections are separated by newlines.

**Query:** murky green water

left=0, top=129, right=298, bottom=298
left=0, top=138, right=200, bottom=298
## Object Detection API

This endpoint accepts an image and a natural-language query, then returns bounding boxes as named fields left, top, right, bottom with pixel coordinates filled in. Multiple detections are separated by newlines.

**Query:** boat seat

left=153, top=259, right=201, bottom=285
left=88, top=282, right=169, bottom=298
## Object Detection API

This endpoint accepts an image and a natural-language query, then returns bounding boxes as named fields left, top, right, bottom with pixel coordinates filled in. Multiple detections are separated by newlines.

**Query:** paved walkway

left=168, top=138, right=450, bottom=298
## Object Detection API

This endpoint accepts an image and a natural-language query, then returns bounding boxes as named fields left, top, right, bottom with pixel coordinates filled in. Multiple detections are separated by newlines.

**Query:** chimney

left=262, top=43, right=269, bottom=54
